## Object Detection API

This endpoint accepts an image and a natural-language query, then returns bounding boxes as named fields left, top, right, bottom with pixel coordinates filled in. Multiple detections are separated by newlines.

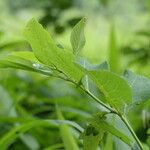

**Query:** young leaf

left=70, top=18, right=86, bottom=55
left=24, top=18, right=84, bottom=82
left=88, top=70, right=132, bottom=111
left=124, top=70, right=150, bottom=105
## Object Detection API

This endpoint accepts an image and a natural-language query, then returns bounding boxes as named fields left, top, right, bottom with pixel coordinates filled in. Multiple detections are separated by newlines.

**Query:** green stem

left=53, top=74, right=143, bottom=150
left=81, top=87, right=117, bottom=114
left=82, top=88, right=143, bottom=149
left=119, top=115, right=144, bottom=150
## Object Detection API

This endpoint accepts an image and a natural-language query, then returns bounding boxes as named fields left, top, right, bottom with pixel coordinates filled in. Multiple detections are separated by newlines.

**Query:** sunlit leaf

left=24, top=18, right=84, bottom=82
left=88, top=70, right=132, bottom=111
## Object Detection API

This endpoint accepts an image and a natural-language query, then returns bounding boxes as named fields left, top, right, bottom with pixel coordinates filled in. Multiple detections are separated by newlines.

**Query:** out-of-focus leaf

left=0, top=85, right=15, bottom=116
left=44, top=143, right=64, bottom=150
left=102, top=133, right=113, bottom=150
left=147, top=128, right=150, bottom=135
left=20, top=134, right=40, bottom=150
left=56, top=106, right=79, bottom=150
left=108, top=24, right=119, bottom=73
left=0, top=120, right=50, bottom=150
left=0, top=39, right=26, bottom=50
left=0, top=119, right=83, bottom=150
left=124, top=70, right=150, bottom=105
left=70, top=18, right=86, bottom=55
left=131, top=142, right=141, bottom=150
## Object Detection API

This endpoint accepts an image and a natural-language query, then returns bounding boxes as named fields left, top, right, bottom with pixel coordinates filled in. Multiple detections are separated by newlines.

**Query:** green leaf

left=0, top=52, right=53, bottom=76
left=147, top=128, right=150, bottom=135
left=0, top=39, right=26, bottom=50
left=56, top=105, right=79, bottom=150
left=70, top=18, right=86, bottom=55
left=11, top=51, right=38, bottom=62
left=102, top=133, right=113, bottom=150
left=76, top=58, right=109, bottom=71
left=82, top=125, right=104, bottom=150
left=44, top=143, right=64, bottom=150
left=24, top=18, right=84, bottom=82
left=0, top=119, right=83, bottom=150
left=88, top=70, right=132, bottom=111
left=124, top=70, right=150, bottom=105
left=0, top=120, right=50, bottom=150
left=81, top=113, right=107, bottom=150
left=90, top=112, right=133, bottom=146
left=82, top=112, right=132, bottom=150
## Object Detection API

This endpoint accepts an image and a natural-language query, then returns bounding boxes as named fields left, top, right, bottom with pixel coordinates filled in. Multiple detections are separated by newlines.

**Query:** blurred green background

left=0, top=0, right=150, bottom=149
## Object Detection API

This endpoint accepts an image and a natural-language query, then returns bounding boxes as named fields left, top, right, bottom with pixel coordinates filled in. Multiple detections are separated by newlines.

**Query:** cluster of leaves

left=0, top=18, right=150, bottom=150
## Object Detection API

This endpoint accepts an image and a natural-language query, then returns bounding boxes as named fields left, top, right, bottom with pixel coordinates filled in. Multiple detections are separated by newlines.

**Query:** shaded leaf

left=76, top=57, right=109, bottom=71
left=82, top=125, right=104, bottom=150
left=124, top=70, right=150, bottom=105
left=90, top=112, right=133, bottom=146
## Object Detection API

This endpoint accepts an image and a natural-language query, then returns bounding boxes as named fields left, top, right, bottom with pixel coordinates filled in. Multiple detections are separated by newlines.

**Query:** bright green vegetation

left=0, top=17, right=149, bottom=150
left=0, top=1, right=150, bottom=150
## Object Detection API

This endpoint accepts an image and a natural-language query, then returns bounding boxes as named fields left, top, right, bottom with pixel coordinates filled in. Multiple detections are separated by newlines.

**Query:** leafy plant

left=0, top=18, right=150, bottom=150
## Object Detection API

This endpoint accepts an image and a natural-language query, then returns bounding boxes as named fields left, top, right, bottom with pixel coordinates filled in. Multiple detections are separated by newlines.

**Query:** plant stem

left=119, top=115, right=144, bottom=150
left=82, top=88, right=143, bottom=149
left=78, top=86, right=143, bottom=149
left=55, top=75, right=143, bottom=150
left=82, top=87, right=117, bottom=114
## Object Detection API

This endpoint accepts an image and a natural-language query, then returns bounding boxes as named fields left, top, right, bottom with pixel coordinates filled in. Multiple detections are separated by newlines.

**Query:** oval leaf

left=24, top=18, right=84, bottom=82
left=88, top=70, right=132, bottom=112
